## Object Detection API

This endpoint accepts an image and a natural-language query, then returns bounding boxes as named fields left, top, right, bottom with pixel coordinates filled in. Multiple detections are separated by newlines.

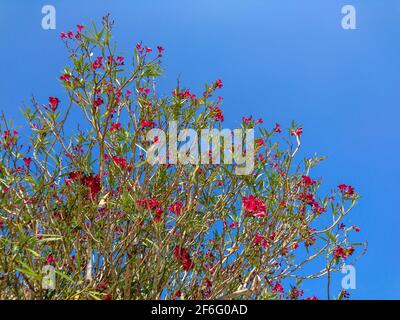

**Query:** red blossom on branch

left=173, top=246, right=194, bottom=271
left=242, top=195, right=267, bottom=218
left=169, top=202, right=183, bottom=215
left=49, top=96, right=60, bottom=111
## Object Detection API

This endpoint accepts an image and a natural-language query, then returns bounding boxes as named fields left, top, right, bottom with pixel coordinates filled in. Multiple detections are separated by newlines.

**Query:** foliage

left=0, top=16, right=363, bottom=300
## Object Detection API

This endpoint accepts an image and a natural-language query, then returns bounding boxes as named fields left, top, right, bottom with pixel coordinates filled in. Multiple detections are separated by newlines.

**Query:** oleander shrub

left=0, top=16, right=364, bottom=300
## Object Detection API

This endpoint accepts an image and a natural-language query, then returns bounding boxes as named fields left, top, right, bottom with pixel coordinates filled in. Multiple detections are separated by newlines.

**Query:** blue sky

left=1, top=0, right=399, bottom=299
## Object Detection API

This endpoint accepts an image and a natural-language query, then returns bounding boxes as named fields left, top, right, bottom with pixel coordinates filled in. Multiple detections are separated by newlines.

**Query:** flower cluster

left=333, top=245, right=355, bottom=260
left=242, top=195, right=267, bottom=218
left=174, top=246, right=194, bottom=271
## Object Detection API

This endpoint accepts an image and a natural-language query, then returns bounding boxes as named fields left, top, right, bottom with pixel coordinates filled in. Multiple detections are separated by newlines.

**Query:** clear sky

left=1, top=0, right=399, bottom=299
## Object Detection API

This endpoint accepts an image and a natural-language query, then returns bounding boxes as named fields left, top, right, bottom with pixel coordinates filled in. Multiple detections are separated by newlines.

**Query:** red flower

left=299, top=193, right=315, bottom=205
left=215, top=79, right=223, bottom=89
left=291, top=127, right=303, bottom=137
left=289, top=286, right=304, bottom=299
left=46, top=254, right=56, bottom=264
left=174, top=246, right=193, bottom=271
left=333, top=246, right=347, bottom=259
left=66, top=171, right=99, bottom=199
left=181, top=257, right=194, bottom=271
left=138, top=87, right=151, bottom=95
left=273, top=282, right=284, bottom=293
left=96, top=281, right=108, bottom=292
left=110, top=122, right=122, bottom=132
left=242, top=195, right=267, bottom=218
left=338, top=184, right=355, bottom=195
left=116, top=56, right=124, bottom=66
left=137, top=198, right=160, bottom=210
left=81, top=174, right=101, bottom=199
left=136, top=42, right=143, bottom=53
left=77, top=24, right=84, bottom=33
left=301, top=175, right=316, bottom=187
left=60, top=73, right=71, bottom=82
left=209, top=106, right=224, bottom=122
left=173, top=247, right=184, bottom=260
left=157, top=46, right=164, bottom=57
left=169, top=202, right=183, bottom=215
left=173, top=89, right=196, bottom=100
left=304, top=227, right=316, bottom=247
left=23, top=157, right=32, bottom=167
left=253, top=233, right=267, bottom=249
left=94, top=97, right=104, bottom=108
left=346, top=186, right=355, bottom=195
left=67, top=171, right=82, bottom=182
left=333, top=245, right=355, bottom=260
left=140, top=119, right=156, bottom=129
left=255, top=138, right=266, bottom=147
left=242, top=116, right=252, bottom=124
left=348, top=247, right=355, bottom=257
left=136, top=198, right=164, bottom=222
left=305, top=296, right=319, bottom=300
left=273, top=123, right=282, bottom=133
left=111, top=155, right=131, bottom=171
left=92, top=56, right=103, bottom=69
left=49, top=97, right=60, bottom=111
left=229, top=221, right=238, bottom=229
left=36, top=230, right=43, bottom=240
left=314, top=204, right=326, bottom=214
left=154, top=208, right=164, bottom=223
